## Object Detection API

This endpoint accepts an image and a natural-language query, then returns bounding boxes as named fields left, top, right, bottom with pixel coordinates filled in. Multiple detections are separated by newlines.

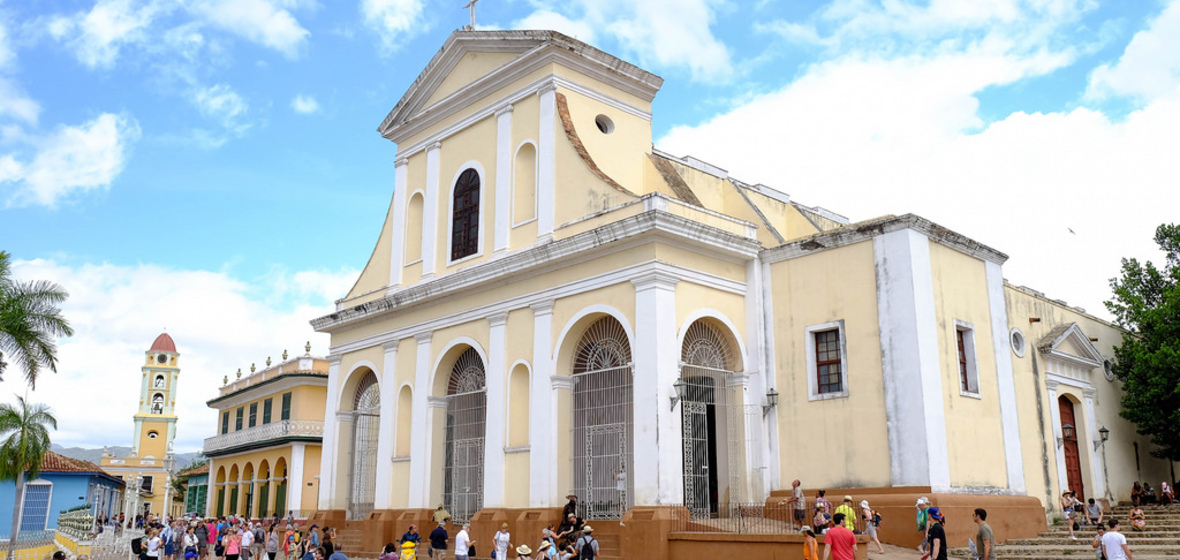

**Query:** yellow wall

left=423, top=51, right=520, bottom=108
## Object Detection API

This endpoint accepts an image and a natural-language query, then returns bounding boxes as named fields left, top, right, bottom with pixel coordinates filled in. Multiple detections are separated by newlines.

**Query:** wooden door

left=1059, top=396, right=1085, bottom=502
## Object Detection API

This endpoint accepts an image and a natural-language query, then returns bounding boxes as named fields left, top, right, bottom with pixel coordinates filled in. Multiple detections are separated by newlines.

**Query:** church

left=308, top=29, right=1171, bottom=556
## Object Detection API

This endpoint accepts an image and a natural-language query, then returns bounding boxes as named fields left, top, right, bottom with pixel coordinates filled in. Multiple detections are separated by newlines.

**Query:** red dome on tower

left=150, top=333, right=177, bottom=353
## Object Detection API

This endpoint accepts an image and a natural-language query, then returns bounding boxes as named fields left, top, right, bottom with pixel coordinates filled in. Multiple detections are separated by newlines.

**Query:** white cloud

left=361, top=0, right=427, bottom=54
left=514, top=0, right=732, bottom=82
left=0, top=78, right=39, bottom=125
left=290, top=94, right=319, bottom=114
left=191, top=83, right=251, bottom=135
left=188, top=0, right=310, bottom=59
left=0, top=113, right=140, bottom=208
left=4, top=259, right=358, bottom=453
left=48, top=0, right=168, bottom=69
left=1087, top=1, right=1180, bottom=102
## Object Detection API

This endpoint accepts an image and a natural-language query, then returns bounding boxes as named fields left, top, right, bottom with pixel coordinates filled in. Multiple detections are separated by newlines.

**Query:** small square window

left=806, top=320, right=849, bottom=401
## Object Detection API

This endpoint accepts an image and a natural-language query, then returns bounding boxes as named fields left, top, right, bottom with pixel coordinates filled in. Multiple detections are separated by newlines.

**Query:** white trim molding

left=804, top=320, right=849, bottom=401
left=986, top=260, right=1026, bottom=493
left=953, top=319, right=981, bottom=398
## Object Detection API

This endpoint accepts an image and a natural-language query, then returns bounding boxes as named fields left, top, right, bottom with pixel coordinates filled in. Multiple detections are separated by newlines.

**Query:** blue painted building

left=0, top=451, right=125, bottom=538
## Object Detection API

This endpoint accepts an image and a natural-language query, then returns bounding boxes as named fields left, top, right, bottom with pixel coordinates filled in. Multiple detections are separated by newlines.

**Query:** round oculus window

left=147, top=431, right=158, bottom=439
left=1104, top=359, right=1115, bottom=381
left=157, top=354, right=167, bottom=364
left=594, top=114, right=615, bottom=134
left=1010, top=327, right=1026, bottom=358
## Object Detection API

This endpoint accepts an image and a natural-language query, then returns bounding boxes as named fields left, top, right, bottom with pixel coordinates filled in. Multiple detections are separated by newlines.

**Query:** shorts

left=166, top=544, right=175, bottom=555
left=794, top=509, right=805, bottom=523
left=866, top=522, right=878, bottom=539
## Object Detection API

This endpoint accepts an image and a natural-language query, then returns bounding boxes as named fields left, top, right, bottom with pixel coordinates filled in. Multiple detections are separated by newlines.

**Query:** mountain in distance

left=52, top=444, right=204, bottom=472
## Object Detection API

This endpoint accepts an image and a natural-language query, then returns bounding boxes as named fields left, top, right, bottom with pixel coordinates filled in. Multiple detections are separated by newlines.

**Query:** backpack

left=580, top=537, right=596, bottom=560
left=872, top=510, right=883, bottom=525
left=132, top=538, right=144, bottom=554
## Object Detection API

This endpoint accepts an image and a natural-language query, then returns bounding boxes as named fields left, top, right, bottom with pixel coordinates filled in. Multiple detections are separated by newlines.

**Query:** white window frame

left=955, top=320, right=981, bottom=398
left=140, top=475, right=154, bottom=493
left=445, top=161, right=486, bottom=267
left=805, top=320, right=849, bottom=401
left=21, top=479, right=53, bottom=532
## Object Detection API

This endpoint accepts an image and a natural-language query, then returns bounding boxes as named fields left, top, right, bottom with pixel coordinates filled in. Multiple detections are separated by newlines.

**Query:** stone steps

left=984, top=504, right=1180, bottom=559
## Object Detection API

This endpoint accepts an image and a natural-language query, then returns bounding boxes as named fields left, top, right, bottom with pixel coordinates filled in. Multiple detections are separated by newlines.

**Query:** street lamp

left=670, top=379, right=688, bottom=411
left=163, top=449, right=176, bottom=522
left=762, top=388, right=779, bottom=417
left=1098, top=426, right=1113, bottom=501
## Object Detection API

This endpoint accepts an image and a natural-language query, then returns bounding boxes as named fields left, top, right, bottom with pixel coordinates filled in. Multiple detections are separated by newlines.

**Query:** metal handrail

left=203, top=419, right=323, bottom=453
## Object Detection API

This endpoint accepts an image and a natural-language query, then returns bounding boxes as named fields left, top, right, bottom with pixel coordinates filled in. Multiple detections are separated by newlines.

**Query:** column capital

left=382, top=339, right=400, bottom=352
left=531, top=299, right=555, bottom=316
left=395, top=156, right=409, bottom=168
left=537, top=82, right=558, bottom=96
left=488, top=312, right=509, bottom=328
left=1083, top=387, right=1096, bottom=399
left=494, top=104, right=514, bottom=117
left=631, top=270, right=680, bottom=292
left=414, top=332, right=433, bottom=344
left=1044, top=378, right=1059, bottom=392
left=427, top=141, right=442, bottom=152
left=427, top=396, right=448, bottom=409
left=550, top=375, right=574, bottom=390
left=327, top=354, right=342, bottom=366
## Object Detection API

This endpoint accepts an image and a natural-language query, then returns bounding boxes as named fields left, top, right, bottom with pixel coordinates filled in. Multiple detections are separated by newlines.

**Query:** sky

left=1, top=0, right=1178, bottom=453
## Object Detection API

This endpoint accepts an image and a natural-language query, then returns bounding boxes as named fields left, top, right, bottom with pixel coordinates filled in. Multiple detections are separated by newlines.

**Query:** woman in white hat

left=915, top=497, right=931, bottom=553
left=860, top=500, right=885, bottom=554
left=515, top=544, right=532, bottom=559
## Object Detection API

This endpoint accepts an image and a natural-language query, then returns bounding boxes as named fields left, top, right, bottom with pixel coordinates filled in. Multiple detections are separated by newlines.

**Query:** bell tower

left=134, top=332, right=180, bottom=458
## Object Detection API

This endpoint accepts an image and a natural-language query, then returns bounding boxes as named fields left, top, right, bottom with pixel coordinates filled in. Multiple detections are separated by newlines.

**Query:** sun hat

left=801, top=525, right=812, bottom=533
left=582, top=525, right=594, bottom=533
left=817, top=502, right=827, bottom=509
left=843, top=495, right=853, bottom=502
left=860, top=500, right=870, bottom=509
left=916, top=497, right=929, bottom=506
left=516, top=545, right=532, bottom=555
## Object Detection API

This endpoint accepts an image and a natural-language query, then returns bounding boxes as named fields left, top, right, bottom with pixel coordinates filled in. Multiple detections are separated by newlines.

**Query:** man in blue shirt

left=400, top=525, right=422, bottom=546
left=429, top=522, right=449, bottom=559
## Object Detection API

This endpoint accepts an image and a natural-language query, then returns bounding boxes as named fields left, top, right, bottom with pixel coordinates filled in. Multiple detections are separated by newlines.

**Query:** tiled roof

left=178, top=463, right=209, bottom=477
left=41, top=451, right=111, bottom=475
left=151, top=333, right=177, bottom=352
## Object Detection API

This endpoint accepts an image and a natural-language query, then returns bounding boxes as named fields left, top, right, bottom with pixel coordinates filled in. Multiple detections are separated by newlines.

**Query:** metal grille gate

left=444, top=348, right=487, bottom=524
left=348, top=371, right=380, bottom=520
left=572, top=317, right=634, bottom=520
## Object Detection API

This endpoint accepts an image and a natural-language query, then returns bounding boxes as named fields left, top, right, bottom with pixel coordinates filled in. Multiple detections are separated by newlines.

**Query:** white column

left=484, top=312, right=509, bottom=506
left=530, top=300, right=555, bottom=507
left=409, top=333, right=433, bottom=507
left=422, top=142, right=442, bottom=277
left=984, top=260, right=1026, bottom=493
left=318, top=355, right=341, bottom=509
left=536, top=84, right=556, bottom=243
left=1083, top=387, right=1106, bottom=499
left=388, top=157, right=409, bottom=288
left=874, top=229, right=951, bottom=491
left=1046, top=380, right=1068, bottom=503
left=289, top=443, right=306, bottom=514
left=746, top=255, right=776, bottom=497
left=374, top=342, right=399, bottom=509
left=632, top=271, right=681, bottom=505
left=493, top=105, right=513, bottom=254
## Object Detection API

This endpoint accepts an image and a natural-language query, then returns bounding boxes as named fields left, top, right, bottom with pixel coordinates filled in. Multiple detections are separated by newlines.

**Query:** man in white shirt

left=240, top=522, right=255, bottom=560
left=1101, top=519, right=1133, bottom=560
left=454, top=523, right=474, bottom=560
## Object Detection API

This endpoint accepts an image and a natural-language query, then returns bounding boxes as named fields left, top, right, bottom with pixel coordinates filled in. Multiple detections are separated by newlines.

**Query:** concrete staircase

left=957, top=503, right=1180, bottom=560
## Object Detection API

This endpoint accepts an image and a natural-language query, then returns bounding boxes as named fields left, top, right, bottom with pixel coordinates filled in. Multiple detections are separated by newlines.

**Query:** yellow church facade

left=307, top=30, right=1170, bottom=556
left=201, top=350, right=327, bottom=519
left=101, top=333, right=183, bottom=519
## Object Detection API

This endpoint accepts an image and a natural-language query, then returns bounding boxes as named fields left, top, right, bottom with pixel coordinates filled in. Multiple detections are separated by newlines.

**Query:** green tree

left=0, top=251, right=74, bottom=389
left=1106, top=223, right=1180, bottom=460
left=0, top=396, right=56, bottom=559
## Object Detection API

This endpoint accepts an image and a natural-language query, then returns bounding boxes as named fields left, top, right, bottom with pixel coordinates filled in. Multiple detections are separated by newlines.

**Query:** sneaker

left=1070, top=535, right=1078, bottom=540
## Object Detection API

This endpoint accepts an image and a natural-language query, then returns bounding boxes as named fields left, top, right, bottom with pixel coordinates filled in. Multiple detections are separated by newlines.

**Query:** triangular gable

left=377, top=30, right=662, bottom=144
left=1037, top=322, right=1104, bottom=368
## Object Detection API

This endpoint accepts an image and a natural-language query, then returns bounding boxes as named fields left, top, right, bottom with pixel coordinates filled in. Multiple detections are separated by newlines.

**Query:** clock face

left=157, top=354, right=167, bottom=364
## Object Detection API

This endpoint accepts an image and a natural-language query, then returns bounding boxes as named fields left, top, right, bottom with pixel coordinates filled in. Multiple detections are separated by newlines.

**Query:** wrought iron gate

left=444, top=348, right=487, bottom=524
left=572, top=317, right=634, bottom=521
left=348, top=372, right=380, bottom=520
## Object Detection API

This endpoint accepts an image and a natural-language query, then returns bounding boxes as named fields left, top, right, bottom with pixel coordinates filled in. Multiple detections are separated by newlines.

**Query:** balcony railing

left=203, top=419, right=323, bottom=454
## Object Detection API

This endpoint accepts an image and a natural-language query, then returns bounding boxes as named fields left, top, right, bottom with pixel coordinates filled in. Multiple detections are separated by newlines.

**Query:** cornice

left=762, top=213, right=1008, bottom=265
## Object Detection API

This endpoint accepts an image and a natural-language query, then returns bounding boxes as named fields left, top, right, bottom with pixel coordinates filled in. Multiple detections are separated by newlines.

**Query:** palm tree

left=0, top=251, right=74, bottom=389
left=0, top=396, right=56, bottom=559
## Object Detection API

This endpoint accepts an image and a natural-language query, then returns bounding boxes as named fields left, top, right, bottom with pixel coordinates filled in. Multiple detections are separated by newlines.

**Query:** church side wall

left=767, top=240, right=892, bottom=490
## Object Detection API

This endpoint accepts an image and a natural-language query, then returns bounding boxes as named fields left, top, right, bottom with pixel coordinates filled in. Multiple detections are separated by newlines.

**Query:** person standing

left=915, top=497, right=931, bottom=553
left=225, top=528, right=243, bottom=560
left=860, top=500, right=885, bottom=554
left=1063, top=491, right=1082, bottom=539
left=493, top=523, right=512, bottom=560
left=787, top=480, right=806, bottom=529
left=820, top=514, right=856, bottom=560
left=973, top=508, right=996, bottom=560
left=1102, top=519, right=1133, bottom=560
left=328, top=544, right=347, bottom=560
left=833, top=496, right=856, bottom=532
left=573, top=526, right=596, bottom=560
left=1092, top=525, right=1106, bottom=560
left=241, top=523, right=255, bottom=560
left=429, top=521, right=449, bottom=560
left=266, top=525, right=280, bottom=560
left=147, top=528, right=164, bottom=560
left=800, top=526, right=817, bottom=560
left=920, top=507, right=947, bottom=560
left=454, top=523, right=474, bottom=560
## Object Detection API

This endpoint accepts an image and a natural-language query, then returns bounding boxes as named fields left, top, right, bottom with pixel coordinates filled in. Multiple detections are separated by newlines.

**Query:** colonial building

left=201, top=347, right=326, bottom=519
left=100, top=333, right=183, bottom=519
left=0, top=452, right=124, bottom=536
left=308, top=29, right=1171, bottom=556
left=178, top=463, right=209, bottom=517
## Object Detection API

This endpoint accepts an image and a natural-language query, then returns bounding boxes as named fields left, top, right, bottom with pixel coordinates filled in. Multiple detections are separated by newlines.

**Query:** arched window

left=451, top=169, right=480, bottom=260
left=348, top=371, right=380, bottom=520
left=405, top=192, right=424, bottom=263
left=513, top=143, right=536, bottom=224
left=572, top=317, right=633, bottom=520
left=154, top=375, right=165, bottom=388
left=444, top=348, right=486, bottom=524
left=151, top=393, right=164, bottom=414
left=395, top=386, right=413, bottom=457
left=679, top=320, right=743, bottom=518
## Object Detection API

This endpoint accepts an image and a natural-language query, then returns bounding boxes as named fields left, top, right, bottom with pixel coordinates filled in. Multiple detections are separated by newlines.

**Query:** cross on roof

left=462, top=0, right=479, bottom=31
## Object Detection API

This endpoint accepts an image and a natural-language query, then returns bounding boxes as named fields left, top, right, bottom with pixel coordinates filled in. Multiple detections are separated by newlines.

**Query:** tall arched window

left=348, top=371, right=380, bottom=520
left=444, top=348, right=486, bottom=523
left=572, top=317, right=633, bottom=520
left=513, top=143, right=536, bottom=224
left=151, top=393, right=164, bottom=414
left=405, top=192, right=424, bottom=263
left=679, top=320, right=742, bottom=518
left=451, top=169, right=480, bottom=260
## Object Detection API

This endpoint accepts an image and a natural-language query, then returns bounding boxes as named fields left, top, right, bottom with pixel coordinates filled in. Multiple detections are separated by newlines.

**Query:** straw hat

left=582, top=525, right=594, bottom=533
left=516, top=545, right=532, bottom=555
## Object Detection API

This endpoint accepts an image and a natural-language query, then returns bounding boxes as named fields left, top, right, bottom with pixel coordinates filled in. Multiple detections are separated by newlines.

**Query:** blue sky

left=2, top=0, right=1179, bottom=452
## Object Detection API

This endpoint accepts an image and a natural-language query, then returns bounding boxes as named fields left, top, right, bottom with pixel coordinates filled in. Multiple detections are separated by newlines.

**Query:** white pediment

left=1037, top=322, right=1104, bottom=368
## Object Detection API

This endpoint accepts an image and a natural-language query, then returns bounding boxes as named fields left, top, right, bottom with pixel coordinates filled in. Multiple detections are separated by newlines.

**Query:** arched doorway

left=680, top=320, right=742, bottom=518
left=443, top=348, right=487, bottom=523
left=571, top=317, right=633, bottom=520
left=1059, top=395, right=1085, bottom=501
left=348, top=371, right=380, bottom=519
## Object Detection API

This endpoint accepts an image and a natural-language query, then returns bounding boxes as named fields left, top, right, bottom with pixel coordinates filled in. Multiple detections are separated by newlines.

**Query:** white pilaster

left=530, top=299, right=555, bottom=507
left=493, top=105, right=513, bottom=254
left=388, top=158, right=409, bottom=288
left=1046, top=380, right=1069, bottom=501
left=536, top=85, right=556, bottom=243
left=1083, top=387, right=1106, bottom=499
left=632, top=271, right=681, bottom=505
left=422, top=142, right=442, bottom=277
left=484, top=313, right=509, bottom=506
left=289, top=442, right=306, bottom=514
left=409, top=333, right=433, bottom=507
left=874, top=229, right=951, bottom=491
left=747, top=255, right=777, bottom=497
left=985, top=260, right=1026, bottom=493
left=318, top=355, right=341, bottom=509
left=374, top=342, right=398, bottom=509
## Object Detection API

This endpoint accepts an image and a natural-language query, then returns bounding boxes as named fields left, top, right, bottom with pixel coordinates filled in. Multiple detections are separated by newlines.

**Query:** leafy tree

left=1106, top=223, right=1180, bottom=460
left=0, top=251, right=74, bottom=389
left=0, top=396, right=56, bottom=559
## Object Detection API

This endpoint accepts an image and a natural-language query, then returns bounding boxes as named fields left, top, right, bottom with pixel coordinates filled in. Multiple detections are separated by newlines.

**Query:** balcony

left=203, top=419, right=323, bottom=455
